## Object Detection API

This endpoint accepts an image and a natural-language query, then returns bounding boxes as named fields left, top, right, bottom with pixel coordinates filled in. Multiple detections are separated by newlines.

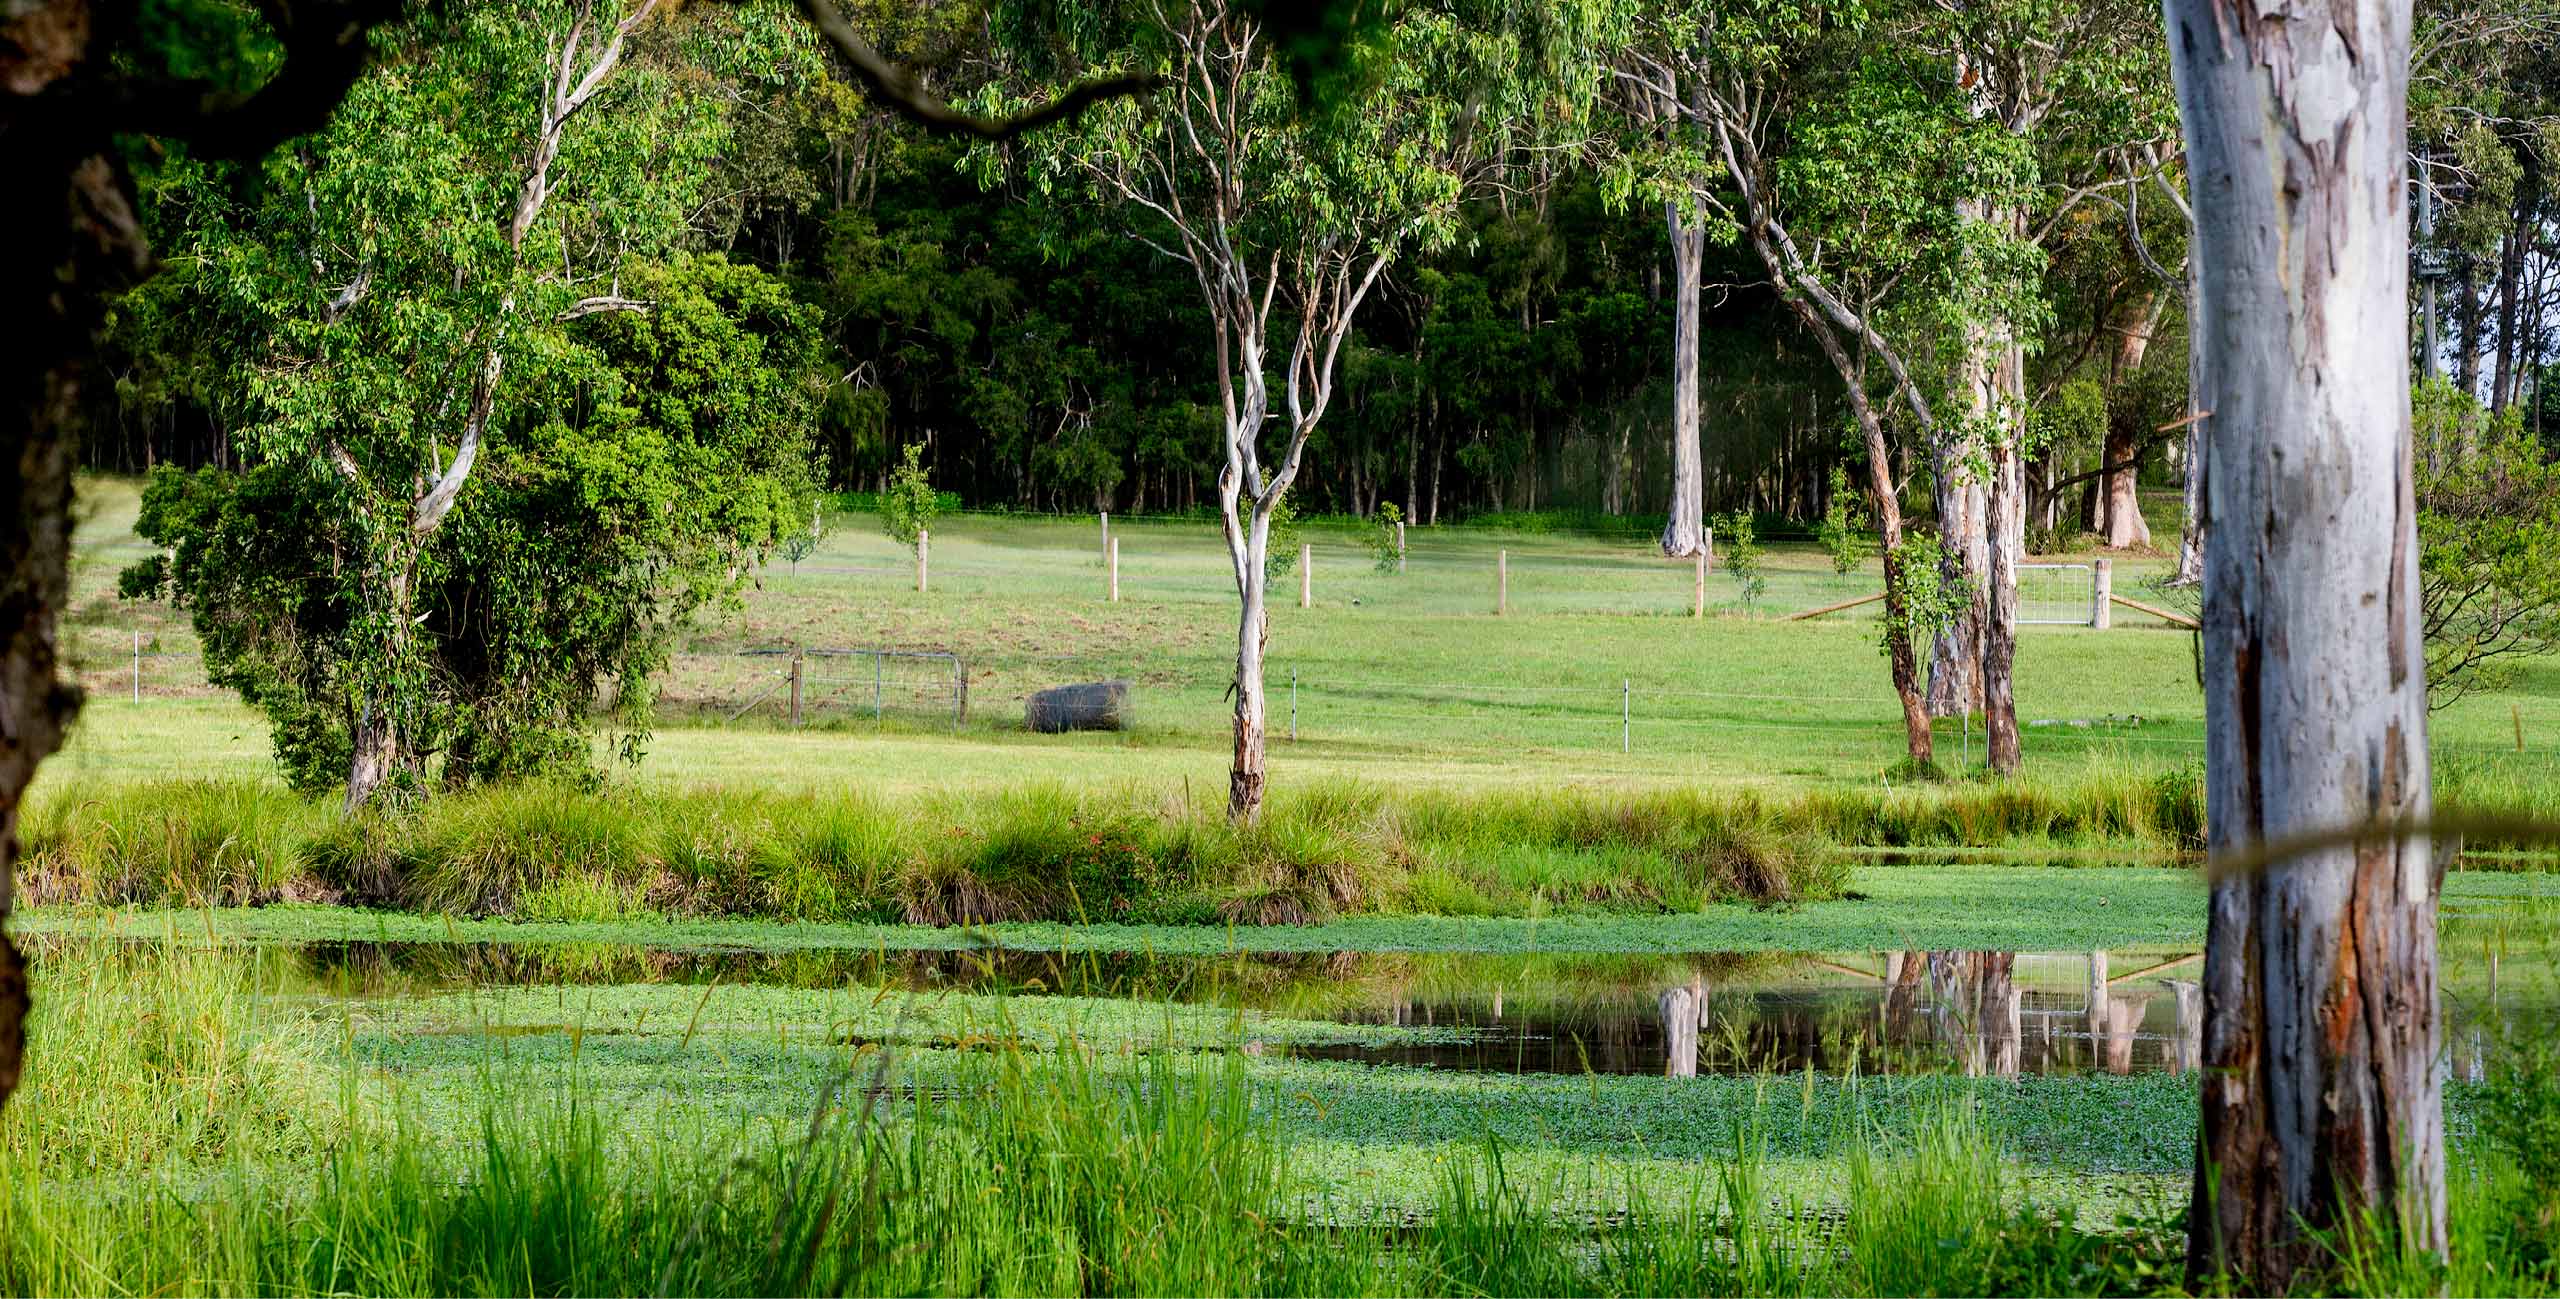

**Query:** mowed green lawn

left=45, top=475, right=2560, bottom=800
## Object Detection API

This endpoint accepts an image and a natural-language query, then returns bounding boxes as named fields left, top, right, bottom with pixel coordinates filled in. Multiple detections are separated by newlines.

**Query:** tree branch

left=793, top=0, right=1161, bottom=141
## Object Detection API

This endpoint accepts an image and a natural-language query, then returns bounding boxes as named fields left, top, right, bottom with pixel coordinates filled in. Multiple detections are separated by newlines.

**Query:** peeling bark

left=1662, top=198, right=1707, bottom=558
left=2167, top=0, right=2442, bottom=1285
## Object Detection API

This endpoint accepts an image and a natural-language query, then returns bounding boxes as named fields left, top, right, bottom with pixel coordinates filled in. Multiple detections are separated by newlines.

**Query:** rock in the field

left=1026, top=680, right=1132, bottom=733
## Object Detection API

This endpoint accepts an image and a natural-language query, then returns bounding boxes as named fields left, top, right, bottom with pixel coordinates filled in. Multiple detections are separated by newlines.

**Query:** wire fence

left=2017, top=563, right=2097, bottom=625
left=58, top=631, right=2560, bottom=767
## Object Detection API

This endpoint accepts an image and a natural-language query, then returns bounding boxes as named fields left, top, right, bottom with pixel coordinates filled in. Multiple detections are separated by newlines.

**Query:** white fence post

left=1108, top=536, right=1121, bottom=603
left=1396, top=521, right=1406, bottom=573
left=1497, top=549, right=1508, bottom=615
left=916, top=529, right=929, bottom=593
left=1300, top=543, right=1312, bottom=608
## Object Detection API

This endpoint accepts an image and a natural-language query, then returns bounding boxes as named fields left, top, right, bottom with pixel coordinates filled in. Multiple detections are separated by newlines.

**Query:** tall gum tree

left=1035, top=0, right=1598, bottom=819
left=2166, top=0, right=2443, bottom=1286
left=1610, top=55, right=1710, bottom=557
left=1620, top=0, right=2005, bottom=767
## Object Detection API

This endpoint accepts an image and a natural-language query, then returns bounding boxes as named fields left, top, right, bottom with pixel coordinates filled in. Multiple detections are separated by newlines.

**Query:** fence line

left=63, top=628, right=2560, bottom=763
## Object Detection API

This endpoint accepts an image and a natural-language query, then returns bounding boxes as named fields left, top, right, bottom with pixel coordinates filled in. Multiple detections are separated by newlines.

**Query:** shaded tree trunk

left=2173, top=252, right=2208, bottom=585
left=1925, top=437, right=1988, bottom=717
left=1662, top=199, right=1707, bottom=557
left=2167, top=0, right=2442, bottom=1286
left=2101, top=291, right=2164, bottom=549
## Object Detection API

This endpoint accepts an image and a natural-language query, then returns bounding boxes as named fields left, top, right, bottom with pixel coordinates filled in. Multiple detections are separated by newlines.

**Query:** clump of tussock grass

left=16, top=765, right=2287, bottom=930
left=19, top=780, right=328, bottom=906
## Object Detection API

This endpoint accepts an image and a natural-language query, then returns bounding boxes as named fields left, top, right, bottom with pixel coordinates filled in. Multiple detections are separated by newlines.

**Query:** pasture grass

left=56, top=475, right=2560, bottom=802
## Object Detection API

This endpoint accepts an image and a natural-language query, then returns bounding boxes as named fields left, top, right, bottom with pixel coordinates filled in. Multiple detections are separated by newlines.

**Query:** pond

left=245, top=937, right=2540, bottom=1081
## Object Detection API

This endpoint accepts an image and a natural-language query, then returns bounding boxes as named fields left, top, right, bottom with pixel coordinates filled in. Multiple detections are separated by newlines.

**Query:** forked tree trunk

left=1661, top=201, right=1707, bottom=558
left=2167, top=0, right=2442, bottom=1286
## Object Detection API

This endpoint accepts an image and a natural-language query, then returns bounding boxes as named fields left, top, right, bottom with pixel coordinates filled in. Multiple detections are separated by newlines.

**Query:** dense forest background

left=77, top=0, right=2560, bottom=537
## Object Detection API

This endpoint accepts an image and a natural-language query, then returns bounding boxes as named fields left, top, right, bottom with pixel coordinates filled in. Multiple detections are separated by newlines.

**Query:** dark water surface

left=243, top=938, right=2543, bottom=1081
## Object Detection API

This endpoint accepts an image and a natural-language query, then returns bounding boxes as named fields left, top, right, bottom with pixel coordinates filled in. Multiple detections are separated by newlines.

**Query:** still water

left=266, top=939, right=2538, bottom=1081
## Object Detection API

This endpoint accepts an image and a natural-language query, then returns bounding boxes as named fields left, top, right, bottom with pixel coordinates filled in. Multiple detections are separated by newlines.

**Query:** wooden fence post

left=1704, top=526, right=1714, bottom=574
left=916, top=529, right=929, bottom=593
left=1100, top=511, right=1110, bottom=562
left=1108, top=536, right=1121, bottom=602
left=1692, top=549, right=1706, bottom=618
left=1300, top=543, right=1312, bottom=608
left=788, top=649, right=804, bottom=727
left=2091, top=557, right=2112, bottom=629
left=1497, top=549, right=1509, bottom=615
left=1396, top=521, right=1406, bottom=574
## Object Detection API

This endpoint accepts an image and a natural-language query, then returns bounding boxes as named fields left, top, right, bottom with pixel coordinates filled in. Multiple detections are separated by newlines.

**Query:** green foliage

left=108, top=4, right=821, bottom=795
left=1264, top=492, right=1305, bottom=579
left=2415, top=378, right=2560, bottom=705
left=1883, top=534, right=1969, bottom=662
left=779, top=504, right=826, bottom=573
left=122, top=252, right=821, bottom=792
left=1814, top=466, right=1872, bottom=575
left=1718, top=510, right=1767, bottom=607
left=1367, top=501, right=1406, bottom=572
left=2477, top=1033, right=2560, bottom=1286
left=880, top=443, right=941, bottom=556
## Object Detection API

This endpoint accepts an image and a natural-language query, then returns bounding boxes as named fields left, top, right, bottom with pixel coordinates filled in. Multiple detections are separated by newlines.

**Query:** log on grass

left=1782, top=591, right=1887, bottom=621
left=2106, top=593, right=2200, bottom=630
left=1026, top=681, right=1133, bottom=733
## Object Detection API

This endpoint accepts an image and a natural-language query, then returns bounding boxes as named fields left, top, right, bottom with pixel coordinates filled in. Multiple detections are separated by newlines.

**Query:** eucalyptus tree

left=2167, top=0, right=2443, bottom=1286
left=1608, top=59, right=1711, bottom=558
left=129, top=0, right=744, bottom=808
left=1031, top=0, right=1600, bottom=819
left=1616, top=0, right=1979, bottom=767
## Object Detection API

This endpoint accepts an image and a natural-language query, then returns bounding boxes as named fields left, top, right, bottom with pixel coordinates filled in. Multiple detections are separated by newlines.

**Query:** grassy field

left=53, top=473, right=2560, bottom=801
left=20, top=476, right=2560, bottom=1297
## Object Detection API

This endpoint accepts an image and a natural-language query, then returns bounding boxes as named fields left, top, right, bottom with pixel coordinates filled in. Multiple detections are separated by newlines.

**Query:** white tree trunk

left=1662, top=201, right=1707, bottom=557
left=1229, top=557, right=1269, bottom=820
left=2170, top=0, right=2441, bottom=1284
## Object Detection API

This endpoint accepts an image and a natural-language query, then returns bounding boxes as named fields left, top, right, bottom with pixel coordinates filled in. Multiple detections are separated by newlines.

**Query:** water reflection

left=57, top=933, right=2535, bottom=1081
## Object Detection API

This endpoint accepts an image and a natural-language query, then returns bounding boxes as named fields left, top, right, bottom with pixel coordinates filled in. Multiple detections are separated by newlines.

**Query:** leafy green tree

left=880, top=442, right=940, bottom=554
left=115, top=0, right=750, bottom=806
left=1814, top=465, right=1873, bottom=574
left=1717, top=509, right=1765, bottom=607
left=124, top=253, right=821, bottom=794
left=115, top=2, right=824, bottom=804
left=2415, top=378, right=2560, bottom=704
left=1367, top=501, right=1406, bottom=572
